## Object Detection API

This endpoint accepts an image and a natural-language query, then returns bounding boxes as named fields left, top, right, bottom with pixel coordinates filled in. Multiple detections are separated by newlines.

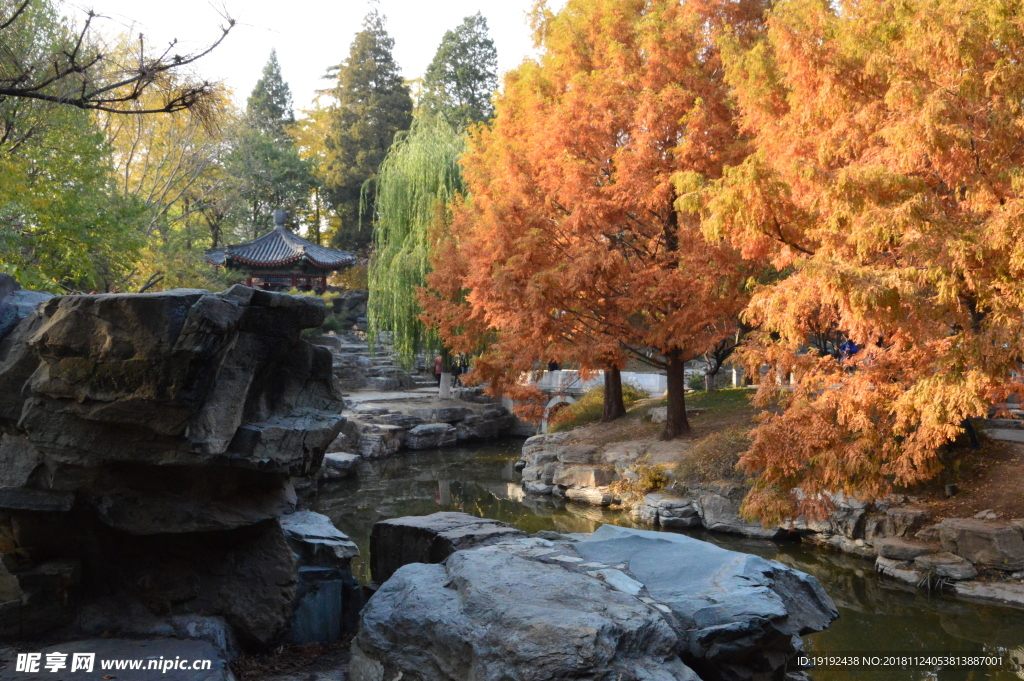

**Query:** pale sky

left=72, top=0, right=561, bottom=112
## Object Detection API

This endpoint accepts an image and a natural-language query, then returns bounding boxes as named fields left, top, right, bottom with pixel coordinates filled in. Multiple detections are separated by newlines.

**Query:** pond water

left=313, top=439, right=1024, bottom=681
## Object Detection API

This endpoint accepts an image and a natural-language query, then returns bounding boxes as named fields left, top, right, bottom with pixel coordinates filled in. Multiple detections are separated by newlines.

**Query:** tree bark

left=439, top=372, right=453, bottom=400
left=662, top=350, right=691, bottom=440
left=704, top=367, right=718, bottom=392
left=602, top=365, right=626, bottom=422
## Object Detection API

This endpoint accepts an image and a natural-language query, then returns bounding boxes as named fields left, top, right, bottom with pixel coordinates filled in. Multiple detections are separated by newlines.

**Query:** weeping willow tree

left=368, top=115, right=465, bottom=367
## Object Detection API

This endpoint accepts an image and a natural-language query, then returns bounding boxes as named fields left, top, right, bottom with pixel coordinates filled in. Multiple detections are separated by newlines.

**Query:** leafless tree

left=0, top=0, right=234, bottom=119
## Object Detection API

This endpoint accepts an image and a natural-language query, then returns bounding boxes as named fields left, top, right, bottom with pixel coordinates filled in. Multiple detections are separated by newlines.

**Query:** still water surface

left=313, top=440, right=1024, bottom=681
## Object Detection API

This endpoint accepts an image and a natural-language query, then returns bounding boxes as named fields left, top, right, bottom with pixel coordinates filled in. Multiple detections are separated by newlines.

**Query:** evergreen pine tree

left=227, top=51, right=314, bottom=237
left=322, top=10, right=413, bottom=252
left=419, top=14, right=498, bottom=126
left=247, top=50, right=295, bottom=134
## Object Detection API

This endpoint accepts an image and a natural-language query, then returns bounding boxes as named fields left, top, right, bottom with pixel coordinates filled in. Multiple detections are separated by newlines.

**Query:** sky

left=74, top=0, right=561, bottom=112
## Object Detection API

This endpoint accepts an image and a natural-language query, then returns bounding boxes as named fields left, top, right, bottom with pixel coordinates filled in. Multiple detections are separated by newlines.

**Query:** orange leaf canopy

left=422, top=0, right=766, bottom=414
left=702, top=0, right=1024, bottom=520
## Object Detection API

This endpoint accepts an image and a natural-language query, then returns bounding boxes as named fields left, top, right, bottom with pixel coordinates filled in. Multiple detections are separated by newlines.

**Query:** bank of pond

left=315, top=440, right=1024, bottom=681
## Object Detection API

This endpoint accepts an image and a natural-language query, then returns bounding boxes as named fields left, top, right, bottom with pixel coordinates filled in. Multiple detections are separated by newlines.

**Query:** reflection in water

left=312, top=441, right=1024, bottom=681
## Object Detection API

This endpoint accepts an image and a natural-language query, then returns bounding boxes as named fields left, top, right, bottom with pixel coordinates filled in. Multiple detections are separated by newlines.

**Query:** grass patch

left=675, top=427, right=750, bottom=483
left=685, top=388, right=754, bottom=412
left=549, top=383, right=648, bottom=432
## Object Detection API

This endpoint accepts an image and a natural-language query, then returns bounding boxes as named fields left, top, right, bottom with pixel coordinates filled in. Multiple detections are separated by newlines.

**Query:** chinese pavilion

left=204, top=210, right=356, bottom=292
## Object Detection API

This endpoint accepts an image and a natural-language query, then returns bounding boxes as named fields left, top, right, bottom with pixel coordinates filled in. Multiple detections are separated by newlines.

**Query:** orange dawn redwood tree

left=678, top=0, right=1024, bottom=521
left=421, top=0, right=767, bottom=438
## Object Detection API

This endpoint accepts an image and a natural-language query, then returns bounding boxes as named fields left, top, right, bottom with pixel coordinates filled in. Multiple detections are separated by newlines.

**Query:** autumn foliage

left=422, top=0, right=766, bottom=438
left=419, top=0, right=1024, bottom=521
left=685, top=0, right=1024, bottom=520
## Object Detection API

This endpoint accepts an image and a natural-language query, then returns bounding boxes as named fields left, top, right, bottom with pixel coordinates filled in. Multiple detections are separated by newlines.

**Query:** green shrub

left=675, top=428, right=750, bottom=483
left=548, top=382, right=648, bottom=432
left=688, top=373, right=705, bottom=391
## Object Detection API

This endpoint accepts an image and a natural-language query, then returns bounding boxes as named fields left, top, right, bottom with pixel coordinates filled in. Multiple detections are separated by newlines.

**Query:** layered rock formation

left=0, top=281, right=355, bottom=649
left=369, top=512, right=525, bottom=583
left=354, top=515, right=838, bottom=681
left=310, top=332, right=424, bottom=392
left=327, top=404, right=516, bottom=459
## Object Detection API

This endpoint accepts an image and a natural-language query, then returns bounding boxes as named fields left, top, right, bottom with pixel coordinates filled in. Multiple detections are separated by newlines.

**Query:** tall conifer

left=323, top=11, right=413, bottom=252
left=419, top=14, right=498, bottom=126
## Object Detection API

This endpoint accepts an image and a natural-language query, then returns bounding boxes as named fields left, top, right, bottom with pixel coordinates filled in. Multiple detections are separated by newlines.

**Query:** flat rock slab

left=954, top=581, right=1024, bottom=608
left=0, top=639, right=232, bottom=680
left=875, top=556, right=923, bottom=585
left=321, top=453, right=360, bottom=480
left=983, top=428, right=1024, bottom=443
left=914, top=551, right=978, bottom=580
left=575, top=525, right=838, bottom=680
left=405, top=423, right=457, bottom=450
left=281, top=510, right=359, bottom=568
left=369, top=512, right=525, bottom=583
left=875, top=537, right=939, bottom=561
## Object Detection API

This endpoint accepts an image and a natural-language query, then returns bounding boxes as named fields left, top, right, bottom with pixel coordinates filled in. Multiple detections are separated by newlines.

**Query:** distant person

left=839, top=339, right=859, bottom=361
left=434, top=355, right=443, bottom=386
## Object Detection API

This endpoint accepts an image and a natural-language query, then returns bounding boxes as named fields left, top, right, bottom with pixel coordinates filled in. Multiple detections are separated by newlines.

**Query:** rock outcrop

left=354, top=517, right=838, bottom=681
left=937, top=518, right=1024, bottom=571
left=327, top=404, right=517, bottom=459
left=369, top=512, right=525, bottom=583
left=0, top=284, right=356, bottom=650
left=309, top=329, right=423, bottom=392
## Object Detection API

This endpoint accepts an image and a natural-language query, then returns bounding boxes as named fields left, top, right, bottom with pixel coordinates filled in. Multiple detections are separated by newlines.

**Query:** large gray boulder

left=455, top=409, right=516, bottom=440
left=630, top=493, right=701, bottom=529
left=369, top=512, right=525, bottom=583
left=576, top=525, right=838, bottom=681
left=352, top=544, right=699, bottom=681
left=355, top=523, right=838, bottom=681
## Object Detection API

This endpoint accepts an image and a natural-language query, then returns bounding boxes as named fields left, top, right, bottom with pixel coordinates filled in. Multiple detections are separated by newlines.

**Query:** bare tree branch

left=0, top=4, right=235, bottom=118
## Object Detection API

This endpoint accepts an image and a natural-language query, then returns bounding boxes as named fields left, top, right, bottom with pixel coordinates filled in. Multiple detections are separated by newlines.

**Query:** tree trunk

left=602, top=365, right=626, bottom=422
left=439, top=372, right=453, bottom=400
left=662, top=350, right=691, bottom=440
left=704, top=367, right=719, bottom=392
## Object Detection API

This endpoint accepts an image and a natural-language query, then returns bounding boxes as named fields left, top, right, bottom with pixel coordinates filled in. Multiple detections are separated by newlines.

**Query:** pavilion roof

left=204, top=225, right=356, bottom=270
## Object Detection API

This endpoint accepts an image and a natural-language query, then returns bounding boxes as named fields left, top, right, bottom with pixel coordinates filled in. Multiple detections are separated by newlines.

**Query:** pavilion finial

left=273, top=209, right=287, bottom=230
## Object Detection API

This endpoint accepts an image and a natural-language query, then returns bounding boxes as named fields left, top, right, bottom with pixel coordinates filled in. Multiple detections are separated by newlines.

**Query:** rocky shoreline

left=518, top=432, right=1024, bottom=610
